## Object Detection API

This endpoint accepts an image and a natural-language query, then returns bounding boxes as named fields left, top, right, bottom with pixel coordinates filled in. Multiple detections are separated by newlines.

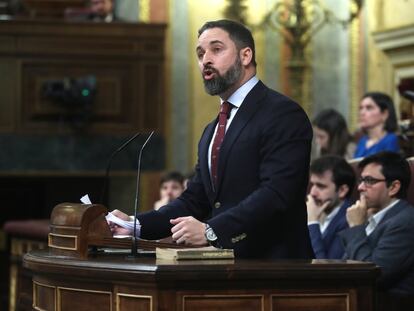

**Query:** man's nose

left=309, top=186, right=318, bottom=197
left=202, top=51, right=212, bottom=66
left=358, top=182, right=366, bottom=192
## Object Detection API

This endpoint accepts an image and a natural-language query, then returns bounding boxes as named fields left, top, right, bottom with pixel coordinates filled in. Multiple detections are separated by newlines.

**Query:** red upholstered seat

left=3, top=219, right=50, bottom=240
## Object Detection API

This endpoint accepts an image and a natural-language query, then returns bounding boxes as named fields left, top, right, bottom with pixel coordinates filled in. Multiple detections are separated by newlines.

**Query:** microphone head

left=402, top=90, right=414, bottom=102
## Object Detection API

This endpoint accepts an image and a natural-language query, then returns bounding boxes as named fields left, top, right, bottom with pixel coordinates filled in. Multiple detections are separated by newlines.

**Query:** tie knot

left=220, top=101, right=232, bottom=117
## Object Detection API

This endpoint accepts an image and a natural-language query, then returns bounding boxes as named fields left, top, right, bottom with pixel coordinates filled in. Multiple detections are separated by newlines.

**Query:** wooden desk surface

left=24, top=249, right=378, bottom=281
left=24, top=250, right=379, bottom=311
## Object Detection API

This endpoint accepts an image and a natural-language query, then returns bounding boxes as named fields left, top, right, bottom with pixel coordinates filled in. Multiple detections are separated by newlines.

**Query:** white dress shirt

left=365, top=199, right=400, bottom=236
left=207, top=76, right=259, bottom=173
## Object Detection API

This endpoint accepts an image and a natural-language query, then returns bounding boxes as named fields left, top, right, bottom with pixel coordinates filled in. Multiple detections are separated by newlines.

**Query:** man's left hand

left=170, top=216, right=208, bottom=246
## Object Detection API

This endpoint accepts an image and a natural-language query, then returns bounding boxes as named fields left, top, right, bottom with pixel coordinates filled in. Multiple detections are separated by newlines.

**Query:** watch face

left=206, top=228, right=217, bottom=241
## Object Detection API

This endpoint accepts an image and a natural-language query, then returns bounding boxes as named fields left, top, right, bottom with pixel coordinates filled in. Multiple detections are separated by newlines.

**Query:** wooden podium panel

left=24, top=250, right=379, bottom=311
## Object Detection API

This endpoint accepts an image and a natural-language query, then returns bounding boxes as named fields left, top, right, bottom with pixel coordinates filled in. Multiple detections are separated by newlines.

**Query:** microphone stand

left=100, top=132, right=141, bottom=204
left=130, top=130, right=155, bottom=257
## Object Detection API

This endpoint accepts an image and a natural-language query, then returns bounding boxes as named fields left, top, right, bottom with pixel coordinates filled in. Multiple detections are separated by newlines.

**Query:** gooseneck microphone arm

left=100, top=132, right=141, bottom=204
left=131, top=130, right=155, bottom=257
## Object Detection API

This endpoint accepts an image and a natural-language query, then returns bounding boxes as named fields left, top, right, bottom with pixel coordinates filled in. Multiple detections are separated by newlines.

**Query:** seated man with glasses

left=339, top=151, right=414, bottom=308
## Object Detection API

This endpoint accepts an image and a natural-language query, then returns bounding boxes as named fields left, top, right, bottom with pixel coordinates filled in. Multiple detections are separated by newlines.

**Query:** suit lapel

left=215, top=81, right=267, bottom=192
left=199, top=119, right=217, bottom=195
left=369, top=200, right=406, bottom=241
left=322, top=200, right=348, bottom=239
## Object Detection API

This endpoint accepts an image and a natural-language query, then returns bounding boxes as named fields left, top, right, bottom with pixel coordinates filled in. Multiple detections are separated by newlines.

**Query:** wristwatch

left=205, top=224, right=218, bottom=246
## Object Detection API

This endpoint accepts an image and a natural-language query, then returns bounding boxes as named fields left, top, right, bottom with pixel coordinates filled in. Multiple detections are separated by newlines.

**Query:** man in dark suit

left=339, top=152, right=414, bottom=306
left=307, top=156, right=355, bottom=259
left=110, top=19, right=313, bottom=259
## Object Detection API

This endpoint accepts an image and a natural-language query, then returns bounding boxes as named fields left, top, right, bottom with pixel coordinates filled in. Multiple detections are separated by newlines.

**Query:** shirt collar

left=370, top=199, right=400, bottom=225
left=324, top=203, right=341, bottom=223
left=220, top=75, right=259, bottom=108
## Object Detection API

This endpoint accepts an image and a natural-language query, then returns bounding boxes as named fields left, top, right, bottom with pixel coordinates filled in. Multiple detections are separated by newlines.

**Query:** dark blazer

left=138, top=81, right=314, bottom=259
left=308, top=199, right=351, bottom=259
left=339, top=200, right=414, bottom=296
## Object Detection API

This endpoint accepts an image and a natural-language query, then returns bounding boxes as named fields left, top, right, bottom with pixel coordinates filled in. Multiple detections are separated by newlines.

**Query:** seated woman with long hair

left=312, top=109, right=356, bottom=160
left=354, top=92, right=400, bottom=158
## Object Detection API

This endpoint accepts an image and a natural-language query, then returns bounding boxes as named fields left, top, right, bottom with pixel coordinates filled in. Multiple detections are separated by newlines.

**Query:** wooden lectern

left=21, top=204, right=381, bottom=311
left=48, top=203, right=187, bottom=259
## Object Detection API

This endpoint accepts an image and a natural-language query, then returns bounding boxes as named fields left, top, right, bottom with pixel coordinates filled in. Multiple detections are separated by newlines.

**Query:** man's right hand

left=307, top=195, right=330, bottom=222
left=107, top=209, right=132, bottom=236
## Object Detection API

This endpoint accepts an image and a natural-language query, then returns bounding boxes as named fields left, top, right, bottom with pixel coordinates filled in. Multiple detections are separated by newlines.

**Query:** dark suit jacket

left=138, top=81, right=314, bottom=259
left=339, top=200, right=414, bottom=296
left=308, top=199, right=351, bottom=259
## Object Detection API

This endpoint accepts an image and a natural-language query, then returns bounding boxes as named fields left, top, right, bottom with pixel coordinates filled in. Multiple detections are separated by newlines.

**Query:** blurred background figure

left=354, top=92, right=400, bottom=158
left=312, top=109, right=356, bottom=160
left=89, top=0, right=114, bottom=22
left=153, top=171, right=185, bottom=210
left=64, top=0, right=116, bottom=22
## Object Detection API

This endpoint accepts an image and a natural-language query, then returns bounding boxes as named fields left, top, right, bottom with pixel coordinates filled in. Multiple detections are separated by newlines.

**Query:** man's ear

left=338, top=184, right=350, bottom=200
left=239, top=47, right=253, bottom=66
left=388, top=180, right=401, bottom=197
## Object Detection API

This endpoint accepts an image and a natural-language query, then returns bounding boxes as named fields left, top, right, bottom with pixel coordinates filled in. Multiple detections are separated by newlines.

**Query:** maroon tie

left=211, top=101, right=232, bottom=188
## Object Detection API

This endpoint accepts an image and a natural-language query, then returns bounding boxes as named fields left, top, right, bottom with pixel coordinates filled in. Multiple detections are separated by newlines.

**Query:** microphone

left=402, top=90, right=414, bottom=102
left=131, top=130, right=155, bottom=257
left=100, top=132, right=141, bottom=204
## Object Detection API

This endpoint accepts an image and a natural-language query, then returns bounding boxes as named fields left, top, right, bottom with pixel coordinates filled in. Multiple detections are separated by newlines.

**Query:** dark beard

left=203, top=56, right=242, bottom=95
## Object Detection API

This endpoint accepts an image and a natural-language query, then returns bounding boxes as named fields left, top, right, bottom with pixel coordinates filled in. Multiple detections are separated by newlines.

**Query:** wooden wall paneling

left=0, top=20, right=166, bottom=135
left=0, top=57, right=17, bottom=132
left=182, top=294, right=264, bottom=311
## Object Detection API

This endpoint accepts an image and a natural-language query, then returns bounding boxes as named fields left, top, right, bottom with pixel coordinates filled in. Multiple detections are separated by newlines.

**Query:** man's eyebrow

left=209, top=40, right=224, bottom=45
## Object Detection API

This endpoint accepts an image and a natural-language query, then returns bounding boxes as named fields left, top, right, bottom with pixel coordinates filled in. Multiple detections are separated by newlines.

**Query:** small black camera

left=42, top=75, right=97, bottom=107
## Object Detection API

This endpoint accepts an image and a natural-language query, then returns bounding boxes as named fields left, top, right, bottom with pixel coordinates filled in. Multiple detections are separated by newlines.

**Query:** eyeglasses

left=358, top=176, right=387, bottom=186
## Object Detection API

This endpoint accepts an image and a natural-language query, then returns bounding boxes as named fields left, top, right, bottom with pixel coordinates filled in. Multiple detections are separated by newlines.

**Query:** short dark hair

left=312, top=109, right=353, bottom=157
left=359, top=151, right=411, bottom=199
left=198, top=19, right=256, bottom=67
left=310, top=155, right=356, bottom=198
left=362, top=92, right=398, bottom=132
left=159, top=171, right=184, bottom=186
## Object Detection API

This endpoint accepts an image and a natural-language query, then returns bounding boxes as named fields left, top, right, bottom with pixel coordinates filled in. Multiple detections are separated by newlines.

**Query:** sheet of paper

left=80, top=194, right=92, bottom=204
left=79, top=194, right=140, bottom=235
left=105, top=212, right=137, bottom=230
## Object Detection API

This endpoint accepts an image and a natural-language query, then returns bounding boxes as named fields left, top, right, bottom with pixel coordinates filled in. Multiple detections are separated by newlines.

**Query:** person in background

left=340, top=152, right=414, bottom=309
left=64, top=0, right=115, bottom=22
left=89, top=0, right=115, bottom=22
left=354, top=92, right=400, bottom=158
left=312, top=108, right=356, bottom=160
left=307, top=156, right=355, bottom=259
left=153, top=171, right=185, bottom=210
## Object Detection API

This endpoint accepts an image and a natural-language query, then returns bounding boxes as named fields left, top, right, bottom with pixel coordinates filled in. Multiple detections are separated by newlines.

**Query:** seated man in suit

left=340, top=151, right=414, bottom=303
left=307, top=156, right=355, bottom=259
